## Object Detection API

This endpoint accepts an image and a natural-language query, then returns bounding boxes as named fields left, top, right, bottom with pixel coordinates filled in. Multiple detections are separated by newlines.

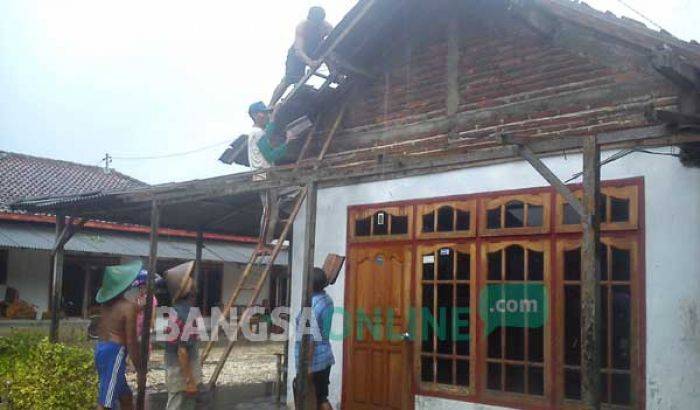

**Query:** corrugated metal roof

left=0, top=222, right=286, bottom=265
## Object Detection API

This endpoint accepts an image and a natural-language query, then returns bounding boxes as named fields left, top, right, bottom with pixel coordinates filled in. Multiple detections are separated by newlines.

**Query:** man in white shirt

left=248, top=101, right=289, bottom=244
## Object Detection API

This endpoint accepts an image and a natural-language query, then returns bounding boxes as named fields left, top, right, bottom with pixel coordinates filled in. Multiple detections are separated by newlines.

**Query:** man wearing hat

left=94, top=260, right=144, bottom=410
left=248, top=100, right=290, bottom=244
left=163, top=261, right=204, bottom=410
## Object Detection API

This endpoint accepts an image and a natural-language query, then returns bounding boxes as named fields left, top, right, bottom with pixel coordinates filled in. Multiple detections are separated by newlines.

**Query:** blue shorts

left=95, top=341, right=130, bottom=408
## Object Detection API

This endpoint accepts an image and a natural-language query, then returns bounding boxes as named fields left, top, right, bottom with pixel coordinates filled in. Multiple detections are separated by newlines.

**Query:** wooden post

left=581, top=135, right=602, bottom=409
left=49, top=213, right=66, bottom=342
left=195, top=230, right=204, bottom=311
left=137, top=200, right=160, bottom=410
left=82, top=266, right=92, bottom=319
left=296, top=181, right=318, bottom=408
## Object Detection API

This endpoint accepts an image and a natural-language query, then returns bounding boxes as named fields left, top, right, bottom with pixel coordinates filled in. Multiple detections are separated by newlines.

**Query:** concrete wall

left=286, top=148, right=700, bottom=409
left=5, top=248, right=51, bottom=317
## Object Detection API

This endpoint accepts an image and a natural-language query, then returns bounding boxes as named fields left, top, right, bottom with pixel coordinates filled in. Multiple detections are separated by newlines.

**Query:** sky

left=1, top=0, right=698, bottom=185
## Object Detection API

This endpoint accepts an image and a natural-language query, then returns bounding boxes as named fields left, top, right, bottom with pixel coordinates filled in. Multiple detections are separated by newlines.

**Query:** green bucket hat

left=96, top=260, right=143, bottom=304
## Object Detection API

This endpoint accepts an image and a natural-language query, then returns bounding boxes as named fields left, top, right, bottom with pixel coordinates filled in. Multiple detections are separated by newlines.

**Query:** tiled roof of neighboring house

left=0, top=151, right=146, bottom=209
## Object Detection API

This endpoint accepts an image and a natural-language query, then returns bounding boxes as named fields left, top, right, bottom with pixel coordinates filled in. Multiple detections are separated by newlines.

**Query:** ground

left=126, top=341, right=286, bottom=393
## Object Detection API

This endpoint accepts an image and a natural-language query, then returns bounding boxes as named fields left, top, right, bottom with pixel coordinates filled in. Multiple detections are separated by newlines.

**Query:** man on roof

left=269, top=6, right=334, bottom=106
left=94, top=260, right=144, bottom=410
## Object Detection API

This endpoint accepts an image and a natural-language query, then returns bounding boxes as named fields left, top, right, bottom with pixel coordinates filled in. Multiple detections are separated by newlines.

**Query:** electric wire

left=110, top=138, right=233, bottom=161
left=615, top=0, right=671, bottom=35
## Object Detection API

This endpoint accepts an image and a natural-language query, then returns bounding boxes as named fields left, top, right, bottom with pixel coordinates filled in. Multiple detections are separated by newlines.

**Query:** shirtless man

left=269, top=6, right=334, bottom=106
left=94, top=260, right=144, bottom=410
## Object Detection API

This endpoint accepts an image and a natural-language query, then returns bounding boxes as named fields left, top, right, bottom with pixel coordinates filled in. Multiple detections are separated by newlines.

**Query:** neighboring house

left=0, top=151, right=288, bottom=320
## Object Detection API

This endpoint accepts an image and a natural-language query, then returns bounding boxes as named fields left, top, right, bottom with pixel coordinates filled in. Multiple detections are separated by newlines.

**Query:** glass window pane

left=456, top=252, right=470, bottom=280
left=488, top=326, right=502, bottom=358
left=422, top=284, right=434, bottom=353
left=422, top=253, right=434, bottom=280
left=528, top=327, right=544, bottom=363
left=488, top=251, right=502, bottom=281
left=612, top=285, right=631, bottom=370
left=528, top=366, right=544, bottom=396
left=456, top=210, right=470, bottom=231
left=391, top=215, right=408, bottom=235
left=612, top=247, right=631, bottom=281
left=436, top=358, right=453, bottom=385
left=437, top=206, right=454, bottom=232
left=505, top=245, right=525, bottom=281
left=456, top=360, right=469, bottom=386
left=563, top=203, right=581, bottom=225
left=528, top=250, right=544, bottom=281
left=564, top=285, right=581, bottom=366
left=505, top=201, right=525, bottom=228
left=421, top=356, right=434, bottom=383
left=610, top=197, right=630, bottom=222
left=487, top=362, right=502, bottom=390
left=456, top=285, right=470, bottom=356
left=505, top=327, right=525, bottom=360
left=437, top=284, right=453, bottom=354
left=611, top=373, right=631, bottom=405
left=438, top=248, right=453, bottom=280
left=355, top=216, right=371, bottom=236
left=564, top=369, right=581, bottom=400
left=487, top=208, right=501, bottom=229
left=564, top=248, right=581, bottom=281
left=422, top=212, right=435, bottom=233
left=505, top=364, right=525, bottom=393
left=527, top=205, right=543, bottom=227
left=373, top=211, right=388, bottom=235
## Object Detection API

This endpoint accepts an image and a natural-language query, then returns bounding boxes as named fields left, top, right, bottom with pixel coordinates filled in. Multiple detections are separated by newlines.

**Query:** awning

left=0, top=222, right=286, bottom=265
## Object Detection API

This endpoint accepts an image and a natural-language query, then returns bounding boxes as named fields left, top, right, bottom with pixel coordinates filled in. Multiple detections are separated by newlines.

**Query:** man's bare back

left=99, top=297, right=141, bottom=368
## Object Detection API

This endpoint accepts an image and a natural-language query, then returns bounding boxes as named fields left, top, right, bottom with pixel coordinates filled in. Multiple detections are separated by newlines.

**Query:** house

left=0, top=151, right=288, bottom=322
left=8, top=0, right=700, bottom=408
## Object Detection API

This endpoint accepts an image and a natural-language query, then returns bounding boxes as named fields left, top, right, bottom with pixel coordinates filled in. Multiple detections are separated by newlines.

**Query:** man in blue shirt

left=295, top=267, right=335, bottom=409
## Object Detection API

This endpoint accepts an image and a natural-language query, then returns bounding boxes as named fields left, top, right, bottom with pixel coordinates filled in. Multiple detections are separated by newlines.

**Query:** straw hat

left=164, top=261, right=196, bottom=301
left=96, top=260, right=143, bottom=304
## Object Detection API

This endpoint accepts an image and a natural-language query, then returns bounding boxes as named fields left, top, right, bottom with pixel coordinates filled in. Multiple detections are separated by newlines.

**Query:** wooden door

left=343, top=245, right=413, bottom=410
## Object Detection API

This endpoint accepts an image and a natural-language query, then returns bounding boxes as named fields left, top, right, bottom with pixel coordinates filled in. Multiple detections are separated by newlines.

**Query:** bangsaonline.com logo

left=154, top=284, right=547, bottom=343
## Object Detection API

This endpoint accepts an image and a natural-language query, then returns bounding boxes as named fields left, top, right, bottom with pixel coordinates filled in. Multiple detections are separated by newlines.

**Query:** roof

left=0, top=151, right=146, bottom=209
left=0, top=221, right=286, bottom=265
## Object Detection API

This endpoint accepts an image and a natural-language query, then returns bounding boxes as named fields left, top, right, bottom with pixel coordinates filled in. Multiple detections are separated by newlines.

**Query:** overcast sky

left=2, top=0, right=698, bottom=185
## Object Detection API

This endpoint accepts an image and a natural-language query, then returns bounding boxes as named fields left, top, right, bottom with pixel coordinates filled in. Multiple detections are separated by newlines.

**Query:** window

left=481, top=241, right=550, bottom=398
left=349, top=206, right=413, bottom=242
left=557, top=185, right=638, bottom=232
left=417, top=201, right=476, bottom=239
left=480, top=193, right=551, bottom=236
left=417, top=244, right=476, bottom=394
left=557, top=237, right=639, bottom=407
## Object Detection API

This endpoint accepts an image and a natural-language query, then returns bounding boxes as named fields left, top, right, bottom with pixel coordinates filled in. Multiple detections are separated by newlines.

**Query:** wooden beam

left=580, top=135, right=602, bottom=409
left=316, top=101, right=350, bottom=168
left=51, top=217, right=86, bottom=255
left=296, top=181, right=318, bottom=407
left=137, top=200, right=160, bottom=410
left=49, top=213, right=66, bottom=343
left=500, top=133, right=586, bottom=218
left=194, top=230, right=204, bottom=302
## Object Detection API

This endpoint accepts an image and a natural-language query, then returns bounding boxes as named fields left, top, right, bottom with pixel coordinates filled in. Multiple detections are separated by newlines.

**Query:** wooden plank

left=501, top=133, right=586, bottom=218
left=296, top=181, right=318, bottom=407
left=207, top=187, right=309, bottom=386
left=49, top=213, right=66, bottom=343
left=137, top=200, right=160, bottom=410
left=51, top=217, right=86, bottom=255
left=580, top=135, right=602, bottom=409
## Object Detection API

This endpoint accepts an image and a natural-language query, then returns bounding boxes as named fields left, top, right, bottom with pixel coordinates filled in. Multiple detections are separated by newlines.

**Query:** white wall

left=6, top=248, right=52, bottom=317
left=287, top=148, right=700, bottom=409
left=221, top=261, right=271, bottom=307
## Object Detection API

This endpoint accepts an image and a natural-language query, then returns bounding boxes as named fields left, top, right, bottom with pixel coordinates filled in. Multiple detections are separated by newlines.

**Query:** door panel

left=344, top=245, right=413, bottom=410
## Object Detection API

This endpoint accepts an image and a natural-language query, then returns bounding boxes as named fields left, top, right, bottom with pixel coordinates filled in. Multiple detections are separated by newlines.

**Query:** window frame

left=348, top=205, right=413, bottom=243
left=416, top=200, right=477, bottom=240
left=479, top=193, right=551, bottom=236
left=415, top=242, right=477, bottom=396
left=556, top=185, right=639, bottom=233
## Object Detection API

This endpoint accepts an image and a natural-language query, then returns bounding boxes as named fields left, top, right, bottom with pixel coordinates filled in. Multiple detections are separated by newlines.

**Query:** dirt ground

left=126, top=341, right=286, bottom=393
